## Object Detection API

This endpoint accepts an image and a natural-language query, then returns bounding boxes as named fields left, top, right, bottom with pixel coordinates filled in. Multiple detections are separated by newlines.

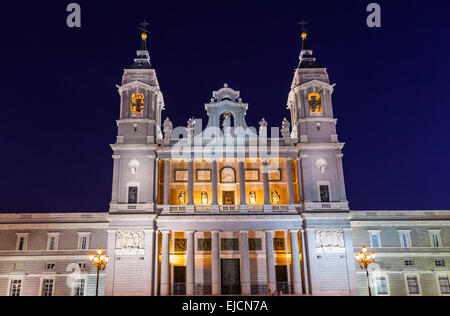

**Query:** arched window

left=131, top=93, right=144, bottom=116
left=308, top=92, right=322, bottom=116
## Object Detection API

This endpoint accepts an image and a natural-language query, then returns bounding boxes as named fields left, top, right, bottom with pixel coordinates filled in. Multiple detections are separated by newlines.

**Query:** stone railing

left=160, top=204, right=299, bottom=214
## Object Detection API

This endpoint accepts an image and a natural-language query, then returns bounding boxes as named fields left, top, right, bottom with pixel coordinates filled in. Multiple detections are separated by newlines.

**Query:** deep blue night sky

left=1, top=1, right=449, bottom=212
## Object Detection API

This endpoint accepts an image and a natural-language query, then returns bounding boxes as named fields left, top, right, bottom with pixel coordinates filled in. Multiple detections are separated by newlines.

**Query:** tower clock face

left=308, top=93, right=322, bottom=115
left=131, top=93, right=144, bottom=116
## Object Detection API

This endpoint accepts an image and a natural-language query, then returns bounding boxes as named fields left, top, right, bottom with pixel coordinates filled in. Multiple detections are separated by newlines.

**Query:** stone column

left=104, top=230, right=116, bottom=296
left=163, top=160, right=170, bottom=205
left=154, top=158, right=159, bottom=204
left=212, top=160, right=218, bottom=205
left=211, top=231, right=221, bottom=295
left=286, top=159, right=295, bottom=204
left=239, top=230, right=251, bottom=295
left=111, top=156, right=120, bottom=203
left=186, top=231, right=195, bottom=295
left=262, top=160, right=270, bottom=204
left=188, top=160, right=194, bottom=205
left=153, top=231, right=160, bottom=296
left=144, top=229, right=155, bottom=296
left=300, top=229, right=310, bottom=295
left=265, top=230, right=276, bottom=292
left=147, top=156, right=155, bottom=204
left=160, top=231, right=170, bottom=296
left=296, top=157, right=303, bottom=204
left=239, top=160, right=246, bottom=205
left=335, top=153, right=348, bottom=202
left=289, top=230, right=302, bottom=294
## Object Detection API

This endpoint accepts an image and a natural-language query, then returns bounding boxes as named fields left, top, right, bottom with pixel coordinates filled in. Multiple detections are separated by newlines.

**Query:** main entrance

left=275, top=265, right=289, bottom=294
left=221, top=259, right=241, bottom=294
left=173, top=266, right=186, bottom=295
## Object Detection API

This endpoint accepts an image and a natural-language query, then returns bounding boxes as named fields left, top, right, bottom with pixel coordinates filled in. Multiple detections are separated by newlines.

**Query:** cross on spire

left=299, top=20, right=308, bottom=31
left=138, top=20, right=150, bottom=34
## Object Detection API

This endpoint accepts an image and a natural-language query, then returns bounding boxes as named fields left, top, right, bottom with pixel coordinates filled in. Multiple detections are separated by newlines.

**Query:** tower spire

left=297, top=21, right=322, bottom=69
left=130, top=20, right=151, bottom=69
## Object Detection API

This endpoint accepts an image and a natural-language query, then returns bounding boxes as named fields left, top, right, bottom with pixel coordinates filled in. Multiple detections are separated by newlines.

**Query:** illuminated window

left=308, top=93, right=322, bottom=116
left=9, top=279, right=22, bottom=296
left=131, top=93, right=144, bottom=116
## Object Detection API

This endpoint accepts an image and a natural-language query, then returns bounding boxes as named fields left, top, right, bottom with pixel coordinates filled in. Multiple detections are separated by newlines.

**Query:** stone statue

left=259, top=118, right=268, bottom=136
left=249, top=191, right=256, bottom=205
left=178, top=190, right=186, bottom=205
left=201, top=191, right=208, bottom=205
left=271, top=190, right=280, bottom=204
left=163, top=117, right=173, bottom=140
left=281, top=118, right=290, bottom=138
left=186, top=117, right=196, bottom=136
left=222, top=113, right=231, bottom=128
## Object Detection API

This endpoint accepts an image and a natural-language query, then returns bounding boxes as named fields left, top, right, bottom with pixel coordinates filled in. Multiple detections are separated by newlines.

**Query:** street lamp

left=355, top=246, right=376, bottom=296
left=89, top=248, right=109, bottom=296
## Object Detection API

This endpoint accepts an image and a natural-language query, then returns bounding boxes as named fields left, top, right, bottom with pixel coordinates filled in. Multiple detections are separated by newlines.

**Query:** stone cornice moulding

left=116, top=81, right=160, bottom=95
left=298, top=118, right=338, bottom=124
left=294, top=80, right=336, bottom=94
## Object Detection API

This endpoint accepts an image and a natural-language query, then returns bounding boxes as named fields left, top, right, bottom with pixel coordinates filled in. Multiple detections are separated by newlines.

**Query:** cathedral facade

left=0, top=31, right=449, bottom=296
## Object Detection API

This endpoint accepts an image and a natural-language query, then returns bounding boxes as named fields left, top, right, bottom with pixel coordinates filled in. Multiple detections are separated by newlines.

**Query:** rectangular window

left=319, top=185, right=330, bottom=202
left=47, top=234, right=59, bottom=251
left=369, top=231, right=381, bottom=248
left=9, top=279, right=22, bottom=296
left=16, top=234, right=28, bottom=251
left=128, top=186, right=138, bottom=204
left=45, top=263, right=55, bottom=270
left=399, top=231, right=411, bottom=248
left=174, top=238, right=187, bottom=252
left=248, top=238, right=262, bottom=251
left=435, top=259, right=446, bottom=267
left=406, top=275, right=420, bottom=295
left=439, top=276, right=450, bottom=294
left=429, top=231, right=442, bottom=248
left=41, top=278, right=54, bottom=296
left=221, top=238, right=239, bottom=251
left=273, top=238, right=286, bottom=251
left=404, top=260, right=415, bottom=266
left=376, top=276, right=388, bottom=295
left=197, top=238, right=211, bottom=251
left=73, top=279, right=86, bottom=296
left=78, top=234, right=90, bottom=250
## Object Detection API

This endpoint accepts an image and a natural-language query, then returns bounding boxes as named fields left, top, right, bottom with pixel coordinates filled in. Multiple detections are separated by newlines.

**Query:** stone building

left=0, top=30, right=449, bottom=296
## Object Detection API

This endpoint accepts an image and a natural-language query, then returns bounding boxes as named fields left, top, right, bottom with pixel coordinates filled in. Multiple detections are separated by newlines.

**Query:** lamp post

left=355, top=246, right=376, bottom=296
left=89, top=248, right=109, bottom=296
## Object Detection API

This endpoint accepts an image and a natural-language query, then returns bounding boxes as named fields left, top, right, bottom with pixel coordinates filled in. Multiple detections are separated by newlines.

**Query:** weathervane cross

left=138, top=20, right=150, bottom=34
left=299, top=19, right=308, bottom=31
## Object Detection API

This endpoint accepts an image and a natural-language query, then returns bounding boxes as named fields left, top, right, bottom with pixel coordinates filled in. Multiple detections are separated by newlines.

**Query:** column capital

left=289, top=229, right=300, bottom=233
left=264, top=230, right=275, bottom=235
left=239, top=230, right=249, bottom=234
left=211, top=230, right=221, bottom=234
left=186, top=230, right=196, bottom=234
left=161, top=230, right=171, bottom=235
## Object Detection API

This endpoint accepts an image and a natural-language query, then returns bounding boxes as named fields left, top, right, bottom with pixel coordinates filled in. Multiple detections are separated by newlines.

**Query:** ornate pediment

left=315, top=229, right=345, bottom=254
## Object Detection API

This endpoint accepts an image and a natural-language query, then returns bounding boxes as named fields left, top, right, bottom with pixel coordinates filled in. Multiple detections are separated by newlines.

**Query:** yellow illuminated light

left=308, top=93, right=322, bottom=115
left=131, top=93, right=144, bottom=116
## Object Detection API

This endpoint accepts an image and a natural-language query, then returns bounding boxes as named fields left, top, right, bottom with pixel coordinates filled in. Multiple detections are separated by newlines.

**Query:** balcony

left=160, top=204, right=299, bottom=215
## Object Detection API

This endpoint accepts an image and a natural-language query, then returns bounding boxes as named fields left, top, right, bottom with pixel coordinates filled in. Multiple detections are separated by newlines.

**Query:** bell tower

left=288, top=27, right=348, bottom=211
left=109, top=29, right=164, bottom=212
